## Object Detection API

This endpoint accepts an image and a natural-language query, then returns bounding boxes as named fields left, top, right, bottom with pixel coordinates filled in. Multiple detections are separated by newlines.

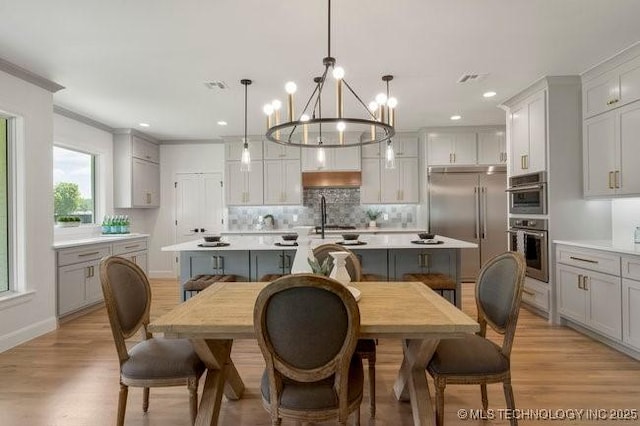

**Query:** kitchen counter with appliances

left=553, top=239, right=640, bottom=256
left=221, top=227, right=427, bottom=235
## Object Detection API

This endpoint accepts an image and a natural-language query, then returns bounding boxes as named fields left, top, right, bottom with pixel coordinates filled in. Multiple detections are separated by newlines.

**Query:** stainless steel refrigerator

left=428, top=168, right=507, bottom=281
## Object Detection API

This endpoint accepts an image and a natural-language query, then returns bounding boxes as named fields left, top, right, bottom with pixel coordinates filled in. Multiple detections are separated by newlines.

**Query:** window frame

left=52, top=144, right=98, bottom=226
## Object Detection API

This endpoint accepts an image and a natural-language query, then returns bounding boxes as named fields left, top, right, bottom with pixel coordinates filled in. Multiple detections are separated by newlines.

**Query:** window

left=0, top=118, right=8, bottom=293
left=53, top=146, right=95, bottom=224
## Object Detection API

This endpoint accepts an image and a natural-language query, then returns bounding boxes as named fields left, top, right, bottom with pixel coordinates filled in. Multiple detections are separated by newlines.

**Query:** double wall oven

left=508, top=218, right=548, bottom=282
left=506, top=171, right=547, bottom=215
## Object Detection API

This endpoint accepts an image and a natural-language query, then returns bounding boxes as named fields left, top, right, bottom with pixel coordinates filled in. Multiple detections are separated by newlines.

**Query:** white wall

left=0, top=70, right=57, bottom=352
left=612, top=198, right=640, bottom=245
left=148, top=142, right=225, bottom=278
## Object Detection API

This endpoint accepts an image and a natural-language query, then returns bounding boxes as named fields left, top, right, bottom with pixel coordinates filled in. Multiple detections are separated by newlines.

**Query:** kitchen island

left=162, top=234, right=477, bottom=307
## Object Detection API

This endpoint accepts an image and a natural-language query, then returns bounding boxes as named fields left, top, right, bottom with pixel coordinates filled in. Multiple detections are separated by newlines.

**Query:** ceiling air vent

left=204, top=80, right=228, bottom=90
left=457, top=73, right=488, bottom=83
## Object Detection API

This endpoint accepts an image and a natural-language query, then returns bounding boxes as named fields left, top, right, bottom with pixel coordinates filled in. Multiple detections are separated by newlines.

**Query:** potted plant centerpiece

left=366, top=209, right=381, bottom=228
left=56, top=216, right=82, bottom=227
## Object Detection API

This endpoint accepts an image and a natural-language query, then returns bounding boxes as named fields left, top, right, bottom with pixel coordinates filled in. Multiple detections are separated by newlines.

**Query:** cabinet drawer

left=622, top=255, right=640, bottom=281
left=132, top=136, right=160, bottom=163
left=58, top=244, right=112, bottom=267
left=112, top=239, right=148, bottom=255
left=556, top=245, right=620, bottom=276
left=521, top=278, right=549, bottom=313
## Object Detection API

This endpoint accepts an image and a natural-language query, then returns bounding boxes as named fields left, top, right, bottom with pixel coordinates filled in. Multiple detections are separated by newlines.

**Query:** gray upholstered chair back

left=100, top=256, right=152, bottom=364
left=475, top=252, right=526, bottom=355
left=254, top=274, right=360, bottom=383
left=313, top=244, right=362, bottom=282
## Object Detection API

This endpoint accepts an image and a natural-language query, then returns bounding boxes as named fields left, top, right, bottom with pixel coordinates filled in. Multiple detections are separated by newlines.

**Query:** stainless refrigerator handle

left=474, top=186, right=480, bottom=239
left=482, top=186, right=487, bottom=239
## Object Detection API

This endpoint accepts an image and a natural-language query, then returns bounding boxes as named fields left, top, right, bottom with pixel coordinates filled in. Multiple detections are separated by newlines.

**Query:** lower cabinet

left=557, top=264, right=622, bottom=340
left=622, top=278, right=640, bottom=351
left=251, top=250, right=295, bottom=281
left=56, top=237, right=149, bottom=318
left=388, top=248, right=454, bottom=280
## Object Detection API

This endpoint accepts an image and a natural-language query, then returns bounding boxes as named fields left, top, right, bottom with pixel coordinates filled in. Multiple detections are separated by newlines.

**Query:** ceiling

left=2, top=0, right=640, bottom=141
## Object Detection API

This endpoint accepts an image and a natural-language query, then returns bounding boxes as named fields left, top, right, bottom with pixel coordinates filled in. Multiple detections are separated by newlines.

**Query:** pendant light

left=381, top=75, right=397, bottom=169
left=240, top=79, right=252, bottom=172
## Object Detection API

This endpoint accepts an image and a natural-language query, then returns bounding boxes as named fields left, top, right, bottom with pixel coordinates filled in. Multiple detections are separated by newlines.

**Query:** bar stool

left=403, top=273, right=456, bottom=303
left=183, top=274, right=235, bottom=300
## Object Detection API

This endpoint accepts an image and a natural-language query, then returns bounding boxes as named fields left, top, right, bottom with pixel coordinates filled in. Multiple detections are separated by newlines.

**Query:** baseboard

left=521, top=302, right=550, bottom=321
left=561, top=317, right=640, bottom=361
left=148, top=270, right=177, bottom=279
left=0, top=316, right=58, bottom=353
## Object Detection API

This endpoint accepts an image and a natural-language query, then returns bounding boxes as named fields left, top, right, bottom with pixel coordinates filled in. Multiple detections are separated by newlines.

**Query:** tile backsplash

left=227, top=188, right=418, bottom=230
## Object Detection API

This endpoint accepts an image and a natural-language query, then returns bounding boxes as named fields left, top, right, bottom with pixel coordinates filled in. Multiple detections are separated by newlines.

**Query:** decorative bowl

left=281, top=234, right=298, bottom=241
left=418, top=232, right=435, bottom=240
left=203, top=235, right=222, bottom=243
left=342, top=233, right=360, bottom=241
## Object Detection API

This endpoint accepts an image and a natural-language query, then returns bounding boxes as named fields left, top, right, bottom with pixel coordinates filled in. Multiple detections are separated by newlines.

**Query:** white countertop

left=554, top=239, right=640, bottom=256
left=221, top=227, right=426, bottom=235
left=162, top=234, right=477, bottom=252
left=53, top=233, right=149, bottom=249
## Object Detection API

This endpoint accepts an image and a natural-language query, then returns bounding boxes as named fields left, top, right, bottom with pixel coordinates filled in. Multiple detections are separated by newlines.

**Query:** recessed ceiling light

left=139, top=122, right=150, bottom=127
left=217, top=121, right=228, bottom=126
left=483, top=91, right=497, bottom=98
left=450, top=115, right=462, bottom=121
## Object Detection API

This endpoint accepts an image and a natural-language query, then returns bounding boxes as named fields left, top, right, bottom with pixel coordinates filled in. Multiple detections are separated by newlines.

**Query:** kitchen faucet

left=320, top=195, right=327, bottom=239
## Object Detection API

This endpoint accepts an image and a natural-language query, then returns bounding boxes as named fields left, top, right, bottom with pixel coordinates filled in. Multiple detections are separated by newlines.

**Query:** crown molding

left=53, top=105, right=114, bottom=133
left=0, top=57, right=64, bottom=93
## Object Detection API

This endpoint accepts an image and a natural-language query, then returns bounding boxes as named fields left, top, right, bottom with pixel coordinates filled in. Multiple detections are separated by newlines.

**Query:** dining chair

left=99, top=256, right=205, bottom=426
left=426, top=251, right=526, bottom=426
left=254, top=274, right=364, bottom=426
left=313, top=243, right=378, bottom=418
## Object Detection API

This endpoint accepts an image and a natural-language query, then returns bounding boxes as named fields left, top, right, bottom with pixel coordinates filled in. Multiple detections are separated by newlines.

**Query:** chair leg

left=142, top=387, right=150, bottom=412
left=503, top=379, right=518, bottom=426
left=368, top=355, right=376, bottom=418
left=434, top=376, right=446, bottom=426
left=117, top=383, right=128, bottom=426
left=480, top=383, right=488, bottom=411
left=354, top=404, right=361, bottom=426
left=188, top=377, right=199, bottom=425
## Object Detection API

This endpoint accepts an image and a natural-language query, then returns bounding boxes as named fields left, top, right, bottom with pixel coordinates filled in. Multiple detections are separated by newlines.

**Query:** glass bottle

left=635, top=226, right=640, bottom=244
left=102, top=216, right=109, bottom=234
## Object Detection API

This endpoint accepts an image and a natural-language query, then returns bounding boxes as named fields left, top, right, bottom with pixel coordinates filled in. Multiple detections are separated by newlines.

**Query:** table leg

left=393, top=339, right=440, bottom=426
left=191, top=339, right=245, bottom=426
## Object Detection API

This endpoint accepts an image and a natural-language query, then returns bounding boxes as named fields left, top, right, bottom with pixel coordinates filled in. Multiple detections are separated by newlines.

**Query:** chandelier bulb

left=263, top=104, right=274, bottom=116
left=336, top=121, right=346, bottom=132
left=332, top=66, right=345, bottom=80
left=271, top=99, right=282, bottom=110
left=387, top=97, right=398, bottom=108
left=375, top=93, right=388, bottom=106
left=368, top=101, right=378, bottom=112
left=285, top=81, right=297, bottom=94
left=300, top=114, right=310, bottom=122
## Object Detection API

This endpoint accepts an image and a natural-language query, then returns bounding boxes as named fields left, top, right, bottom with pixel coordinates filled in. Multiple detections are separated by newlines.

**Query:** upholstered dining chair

left=99, top=256, right=205, bottom=426
left=426, top=251, right=526, bottom=426
left=313, top=243, right=378, bottom=418
left=254, top=274, right=364, bottom=426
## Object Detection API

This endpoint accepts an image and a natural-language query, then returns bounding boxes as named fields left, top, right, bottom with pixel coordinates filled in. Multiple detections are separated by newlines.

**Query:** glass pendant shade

left=240, top=140, right=251, bottom=172
left=385, top=141, right=396, bottom=169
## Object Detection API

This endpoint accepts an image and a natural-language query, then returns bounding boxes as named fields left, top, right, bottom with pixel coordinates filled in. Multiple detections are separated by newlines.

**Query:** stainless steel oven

left=506, top=171, right=547, bottom=215
left=507, top=218, right=548, bottom=282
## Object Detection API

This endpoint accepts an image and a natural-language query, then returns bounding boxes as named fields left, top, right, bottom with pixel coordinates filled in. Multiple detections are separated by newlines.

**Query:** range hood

left=302, top=171, right=362, bottom=188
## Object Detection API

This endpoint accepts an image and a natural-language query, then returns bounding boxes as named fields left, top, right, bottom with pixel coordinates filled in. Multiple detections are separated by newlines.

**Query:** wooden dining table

left=149, top=281, right=479, bottom=426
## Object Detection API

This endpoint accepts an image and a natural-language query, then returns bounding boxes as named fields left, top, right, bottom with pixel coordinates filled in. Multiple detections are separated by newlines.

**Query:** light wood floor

left=1, top=279, right=639, bottom=426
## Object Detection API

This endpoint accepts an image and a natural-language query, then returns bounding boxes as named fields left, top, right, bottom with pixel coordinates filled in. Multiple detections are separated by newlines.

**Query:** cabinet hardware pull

left=218, top=256, right=224, bottom=270
left=449, top=153, right=453, bottom=163
left=615, top=170, right=620, bottom=189
left=453, top=152, right=456, bottom=163
left=583, top=276, right=589, bottom=291
left=124, top=245, right=139, bottom=249
left=79, top=251, right=100, bottom=257
left=569, top=256, right=598, bottom=264
left=278, top=254, right=284, bottom=269
left=417, top=254, right=423, bottom=267
left=211, top=256, right=218, bottom=270
left=285, top=255, right=292, bottom=269
left=524, top=155, right=529, bottom=169
left=609, top=171, right=615, bottom=189
left=520, top=155, right=525, bottom=169
left=522, top=288, right=535, bottom=296
left=578, top=274, right=584, bottom=290
left=86, top=266, right=91, bottom=279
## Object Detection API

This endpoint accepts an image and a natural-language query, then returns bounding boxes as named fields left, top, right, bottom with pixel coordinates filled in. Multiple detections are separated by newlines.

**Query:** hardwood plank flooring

left=1, top=279, right=639, bottom=425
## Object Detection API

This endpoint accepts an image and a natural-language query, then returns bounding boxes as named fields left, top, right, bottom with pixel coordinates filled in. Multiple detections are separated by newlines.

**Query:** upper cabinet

left=508, top=89, right=547, bottom=176
left=263, top=159, right=301, bottom=205
left=425, top=128, right=506, bottom=167
left=263, top=141, right=300, bottom=160
left=583, top=54, right=640, bottom=119
left=301, top=146, right=361, bottom=171
left=114, top=131, right=160, bottom=208
left=225, top=139, right=263, bottom=161
left=582, top=46, right=640, bottom=197
left=225, top=161, right=264, bottom=205
left=362, top=132, right=418, bottom=158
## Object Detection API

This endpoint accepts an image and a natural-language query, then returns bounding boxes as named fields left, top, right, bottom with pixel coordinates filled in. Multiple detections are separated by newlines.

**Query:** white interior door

left=175, top=172, right=223, bottom=243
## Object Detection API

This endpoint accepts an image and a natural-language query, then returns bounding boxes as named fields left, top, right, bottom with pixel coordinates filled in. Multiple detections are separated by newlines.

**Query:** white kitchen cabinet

left=381, top=157, right=419, bottom=203
left=360, top=158, right=381, bottom=204
left=114, top=131, right=161, bottom=208
left=509, top=89, right=546, bottom=176
left=478, top=130, right=507, bottom=165
left=584, top=100, right=640, bottom=196
left=263, top=141, right=300, bottom=160
left=392, top=133, right=419, bottom=157
left=557, top=263, right=622, bottom=341
left=263, top=159, right=301, bottom=205
left=225, top=161, right=264, bottom=205
left=361, top=142, right=382, bottom=158
left=622, top=278, right=640, bottom=351
left=225, top=139, right=263, bottom=161
left=583, top=54, right=640, bottom=118
left=427, top=132, right=477, bottom=166
left=301, top=146, right=361, bottom=171
left=112, top=238, right=149, bottom=274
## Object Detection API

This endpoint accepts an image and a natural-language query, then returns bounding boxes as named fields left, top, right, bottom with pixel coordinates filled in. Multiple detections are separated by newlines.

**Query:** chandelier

left=262, top=0, right=397, bottom=151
